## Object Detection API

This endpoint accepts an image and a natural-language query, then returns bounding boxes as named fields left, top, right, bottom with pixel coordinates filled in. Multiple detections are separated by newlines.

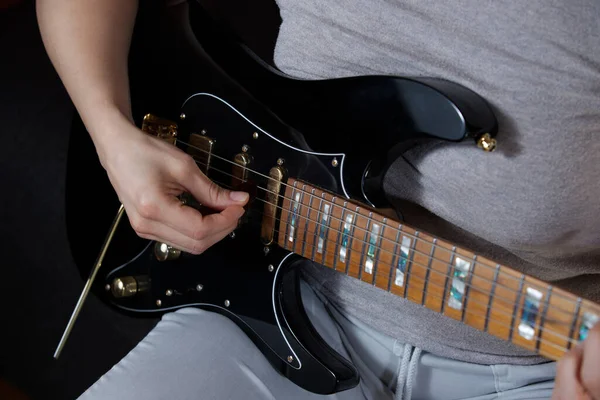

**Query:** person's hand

left=552, top=322, right=600, bottom=399
left=96, top=115, right=249, bottom=255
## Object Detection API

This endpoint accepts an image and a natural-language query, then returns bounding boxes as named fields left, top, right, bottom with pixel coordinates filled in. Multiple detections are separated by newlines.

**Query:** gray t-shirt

left=272, top=0, right=600, bottom=364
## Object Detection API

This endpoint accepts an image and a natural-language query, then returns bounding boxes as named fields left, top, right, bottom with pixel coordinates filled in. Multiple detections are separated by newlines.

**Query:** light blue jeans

left=78, top=281, right=556, bottom=400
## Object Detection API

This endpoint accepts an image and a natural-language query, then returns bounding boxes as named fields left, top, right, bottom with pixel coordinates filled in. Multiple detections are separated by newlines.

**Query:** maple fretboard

left=275, top=178, right=600, bottom=361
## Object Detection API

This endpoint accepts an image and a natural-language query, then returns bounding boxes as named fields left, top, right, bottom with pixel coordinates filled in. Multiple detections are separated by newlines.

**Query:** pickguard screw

left=224, top=299, right=231, bottom=307
left=263, top=246, right=270, bottom=255
left=268, top=264, right=274, bottom=272
left=253, top=132, right=259, bottom=139
left=166, top=289, right=173, bottom=296
left=179, top=113, right=186, bottom=120
left=229, top=231, right=236, bottom=239
left=196, top=284, right=204, bottom=292
left=242, top=144, right=249, bottom=153
left=331, top=158, right=339, bottom=167
left=201, top=129, right=207, bottom=135
left=156, top=299, right=162, bottom=307
left=277, top=158, right=284, bottom=166
left=104, top=284, right=110, bottom=291
left=287, top=355, right=294, bottom=363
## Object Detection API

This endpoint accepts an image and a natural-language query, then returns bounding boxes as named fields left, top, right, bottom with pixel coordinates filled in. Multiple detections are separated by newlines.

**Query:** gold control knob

left=154, top=242, right=182, bottom=261
left=477, top=133, right=497, bottom=152
left=110, top=275, right=150, bottom=298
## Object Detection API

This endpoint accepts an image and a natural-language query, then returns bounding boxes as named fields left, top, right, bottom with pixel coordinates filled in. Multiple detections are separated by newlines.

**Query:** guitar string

left=167, top=170, right=583, bottom=350
left=176, top=138, right=585, bottom=308
left=185, top=155, right=590, bottom=319
left=152, top=153, right=584, bottom=349
left=249, top=210, right=583, bottom=347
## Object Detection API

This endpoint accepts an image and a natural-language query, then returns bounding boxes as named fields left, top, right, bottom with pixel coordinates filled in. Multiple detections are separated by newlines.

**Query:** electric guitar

left=65, top=0, right=600, bottom=395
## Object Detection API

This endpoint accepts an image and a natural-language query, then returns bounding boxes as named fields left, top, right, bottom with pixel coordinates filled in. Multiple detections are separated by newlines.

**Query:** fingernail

left=230, top=191, right=249, bottom=202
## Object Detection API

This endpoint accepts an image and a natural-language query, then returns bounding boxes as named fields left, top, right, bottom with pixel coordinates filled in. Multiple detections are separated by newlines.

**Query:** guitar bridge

left=141, top=114, right=178, bottom=144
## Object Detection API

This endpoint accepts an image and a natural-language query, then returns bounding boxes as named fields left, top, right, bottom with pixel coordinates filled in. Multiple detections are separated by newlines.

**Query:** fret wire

left=273, top=217, right=582, bottom=347
left=440, top=246, right=457, bottom=313
left=388, top=224, right=402, bottom=292
left=536, top=286, right=553, bottom=351
left=188, top=155, right=583, bottom=311
left=509, top=275, right=526, bottom=342
left=421, top=238, right=437, bottom=306
left=179, top=146, right=589, bottom=312
left=311, top=194, right=325, bottom=262
left=345, top=206, right=360, bottom=275
left=358, top=213, right=372, bottom=281
left=300, top=186, right=313, bottom=258
left=372, top=219, right=386, bottom=286
left=461, top=255, right=478, bottom=322
left=260, top=199, right=590, bottom=321
left=245, top=181, right=582, bottom=312
left=403, top=231, right=419, bottom=299
left=567, top=297, right=582, bottom=350
left=484, top=264, right=501, bottom=333
left=312, top=242, right=578, bottom=349
left=332, top=200, right=344, bottom=271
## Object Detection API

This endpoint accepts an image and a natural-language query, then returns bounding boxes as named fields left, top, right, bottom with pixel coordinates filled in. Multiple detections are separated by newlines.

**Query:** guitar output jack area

left=154, top=242, right=182, bottom=261
left=108, top=275, right=150, bottom=298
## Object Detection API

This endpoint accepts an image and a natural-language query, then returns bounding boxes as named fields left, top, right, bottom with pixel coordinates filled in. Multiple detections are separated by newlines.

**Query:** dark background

left=0, top=0, right=281, bottom=398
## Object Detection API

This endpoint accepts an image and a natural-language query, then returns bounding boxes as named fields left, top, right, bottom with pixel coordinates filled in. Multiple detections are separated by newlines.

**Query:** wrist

left=82, top=103, right=142, bottom=166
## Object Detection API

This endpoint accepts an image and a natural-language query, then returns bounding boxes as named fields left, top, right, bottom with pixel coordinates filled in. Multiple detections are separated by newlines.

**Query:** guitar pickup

left=232, top=152, right=252, bottom=189
left=261, top=166, right=286, bottom=245
left=186, top=133, right=215, bottom=176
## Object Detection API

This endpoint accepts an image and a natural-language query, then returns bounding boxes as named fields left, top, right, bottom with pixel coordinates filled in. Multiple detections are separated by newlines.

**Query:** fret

left=357, top=213, right=372, bottom=280
left=567, top=298, right=582, bottom=350
left=285, top=184, right=300, bottom=249
left=321, top=198, right=335, bottom=264
left=440, top=246, right=457, bottom=313
left=388, top=225, right=402, bottom=292
left=517, top=286, right=543, bottom=341
left=371, top=221, right=385, bottom=286
left=364, top=217, right=380, bottom=277
left=421, top=238, right=437, bottom=306
left=300, top=187, right=314, bottom=258
left=339, top=206, right=354, bottom=266
left=344, top=206, right=360, bottom=275
left=448, top=254, right=472, bottom=311
left=535, top=286, right=552, bottom=351
left=311, top=194, right=325, bottom=261
left=293, top=186, right=305, bottom=252
left=277, top=178, right=600, bottom=363
left=332, top=202, right=345, bottom=270
left=460, top=255, right=478, bottom=322
left=403, top=231, right=419, bottom=299
left=509, top=275, right=526, bottom=342
left=484, top=264, right=501, bottom=333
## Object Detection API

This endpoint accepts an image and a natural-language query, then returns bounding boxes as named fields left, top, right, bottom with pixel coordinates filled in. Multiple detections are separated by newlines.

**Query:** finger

left=580, top=323, right=600, bottom=398
left=134, top=190, right=244, bottom=241
left=129, top=210, right=236, bottom=255
left=553, top=344, right=590, bottom=400
left=178, top=160, right=249, bottom=210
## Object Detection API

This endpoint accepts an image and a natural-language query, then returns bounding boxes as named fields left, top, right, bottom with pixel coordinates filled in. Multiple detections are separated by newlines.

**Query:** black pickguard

left=65, top=1, right=499, bottom=395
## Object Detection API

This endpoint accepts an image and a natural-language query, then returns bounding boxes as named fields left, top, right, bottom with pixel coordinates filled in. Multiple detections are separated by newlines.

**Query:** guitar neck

left=275, top=178, right=600, bottom=361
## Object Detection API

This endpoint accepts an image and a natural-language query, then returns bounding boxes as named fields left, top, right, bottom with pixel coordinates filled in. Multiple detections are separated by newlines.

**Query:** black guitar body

left=66, top=0, right=498, bottom=395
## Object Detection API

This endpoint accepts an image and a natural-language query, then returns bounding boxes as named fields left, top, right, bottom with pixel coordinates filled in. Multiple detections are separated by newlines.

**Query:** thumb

left=184, top=168, right=249, bottom=210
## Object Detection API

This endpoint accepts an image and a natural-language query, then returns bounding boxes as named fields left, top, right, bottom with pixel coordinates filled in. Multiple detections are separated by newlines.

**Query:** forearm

left=36, top=0, right=139, bottom=155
